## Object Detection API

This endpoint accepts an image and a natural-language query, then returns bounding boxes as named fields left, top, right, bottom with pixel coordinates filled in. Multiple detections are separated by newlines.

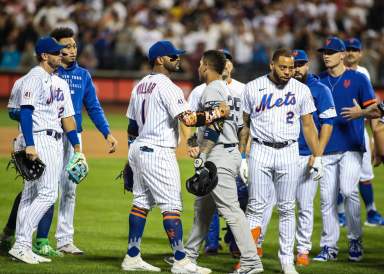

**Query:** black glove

left=116, top=161, right=134, bottom=192
left=7, top=150, right=46, bottom=181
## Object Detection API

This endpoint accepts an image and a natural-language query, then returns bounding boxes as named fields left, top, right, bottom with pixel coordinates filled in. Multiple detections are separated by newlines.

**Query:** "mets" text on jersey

left=255, top=92, right=296, bottom=112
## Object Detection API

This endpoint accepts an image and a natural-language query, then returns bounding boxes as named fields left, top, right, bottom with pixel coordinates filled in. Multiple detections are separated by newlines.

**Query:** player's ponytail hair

left=50, top=27, right=75, bottom=41
left=202, top=50, right=226, bottom=75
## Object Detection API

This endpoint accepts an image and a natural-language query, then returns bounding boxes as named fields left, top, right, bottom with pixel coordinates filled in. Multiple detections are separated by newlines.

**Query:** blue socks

left=163, top=211, right=186, bottom=261
left=127, top=206, right=148, bottom=257
left=205, top=210, right=220, bottom=249
left=359, top=181, right=376, bottom=212
left=36, top=205, right=54, bottom=238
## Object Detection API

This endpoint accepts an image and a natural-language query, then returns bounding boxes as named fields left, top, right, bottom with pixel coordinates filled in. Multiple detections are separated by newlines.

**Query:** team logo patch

left=23, top=91, right=31, bottom=99
left=177, top=98, right=184, bottom=104
left=343, top=79, right=351, bottom=88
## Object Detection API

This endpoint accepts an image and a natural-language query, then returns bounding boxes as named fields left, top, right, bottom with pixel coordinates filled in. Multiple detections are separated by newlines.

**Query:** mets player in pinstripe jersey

left=313, top=37, right=376, bottom=262
left=122, top=41, right=229, bottom=273
left=0, top=27, right=118, bottom=257
left=185, top=49, right=248, bottom=257
left=7, top=36, right=84, bottom=264
left=336, top=38, right=384, bottom=227
left=183, top=50, right=263, bottom=274
left=240, top=49, right=322, bottom=274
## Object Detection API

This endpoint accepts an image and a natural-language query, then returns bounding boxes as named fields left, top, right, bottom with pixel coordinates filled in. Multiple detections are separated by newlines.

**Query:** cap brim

left=317, top=47, right=343, bottom=53
left=294, top=59, right=308, bottom=62
left=174, top=49, right=186, bottom=56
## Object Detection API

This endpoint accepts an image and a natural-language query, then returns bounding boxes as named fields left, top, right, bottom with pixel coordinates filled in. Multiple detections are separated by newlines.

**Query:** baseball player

left=0, top=27, right=118, bottom=257
left=240, top=48, right=322, bottom=274
left=7, top=36, right=84, bottom=264
left=122, top=41, right=228, bottom=273
left=337, top=38, right=384, bottom=227
left=182, top=50, right=263, bottom=274
left=313, top=37, right=376, bottom=262
left=186, top=49, right=248, bottom=256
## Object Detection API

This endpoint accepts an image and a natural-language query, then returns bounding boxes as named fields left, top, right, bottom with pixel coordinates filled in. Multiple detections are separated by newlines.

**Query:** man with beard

left=123, top=42, right=229, bottom=273
left=240, top=48, right=322, bottom=274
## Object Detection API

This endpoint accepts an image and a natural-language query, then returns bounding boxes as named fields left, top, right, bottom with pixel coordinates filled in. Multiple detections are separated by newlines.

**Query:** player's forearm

left=238, top=125, right=250, bottom=154
left=62, top=116, right=81, bottom=151
left=302, top=117, right=321, bottom=156
left=362, top=104, right=382, bottom=119
left=318, top=124, right=333, bottom=155
left=373, top=121, right=384, bottom=157
left=178, top=102, right=229, bottom=127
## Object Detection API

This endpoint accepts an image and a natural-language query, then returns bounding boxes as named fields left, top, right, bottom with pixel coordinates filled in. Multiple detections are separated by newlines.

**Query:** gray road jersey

left=197, top=80, right=240, bottom=145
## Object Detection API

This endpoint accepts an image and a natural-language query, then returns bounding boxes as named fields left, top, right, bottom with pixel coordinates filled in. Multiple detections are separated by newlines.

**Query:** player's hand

left=106, top=134, right=118, bottom=153
left=218, top=101, right=230, bottom=118
left=309, top=156, right=323, bottom=181
left=239, top=157, right=248, bottom=185
left=341, top=99, right=362, bottom=120
left=188, top=146, right=200, bottom=158
left=25, top=146, right=38, bottom=161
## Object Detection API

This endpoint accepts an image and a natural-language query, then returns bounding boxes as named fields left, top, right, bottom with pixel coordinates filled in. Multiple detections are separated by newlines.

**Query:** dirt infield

left=0, top=127, right=189, bottom=159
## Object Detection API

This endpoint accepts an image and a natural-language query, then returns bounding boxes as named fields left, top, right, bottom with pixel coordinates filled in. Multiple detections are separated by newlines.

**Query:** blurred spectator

left=0, top=0, right=383, bottom=84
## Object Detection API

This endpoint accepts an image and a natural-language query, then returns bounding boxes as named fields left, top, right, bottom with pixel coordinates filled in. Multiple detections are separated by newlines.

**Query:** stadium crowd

left=1, top=0, right=384, bottom=84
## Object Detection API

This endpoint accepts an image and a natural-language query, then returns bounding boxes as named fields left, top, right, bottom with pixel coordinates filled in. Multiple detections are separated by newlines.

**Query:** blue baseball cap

left=148, top=40, right=186, bottom=62
left=35, top=36, right=65, bottom=55
left=318, top=37, right=346, bottom=52
left=219, top=48, right=233, bottom=60
left=344, top=38, right=362, bottom=50
left=292, top=49, right=308, bottom=62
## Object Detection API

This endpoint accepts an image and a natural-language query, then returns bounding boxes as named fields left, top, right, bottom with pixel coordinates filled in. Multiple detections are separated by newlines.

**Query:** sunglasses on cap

left=167, top=55, right=179, bottom=61
left=294, top=61, right=308, bottom=68
left=346, top=47, right=360, bottom=52
left=322, top=49, right=339, bottom=55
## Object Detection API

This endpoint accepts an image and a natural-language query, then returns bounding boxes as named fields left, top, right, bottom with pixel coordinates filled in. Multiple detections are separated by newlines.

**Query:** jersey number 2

left=286, top=111, right=294, bottom=124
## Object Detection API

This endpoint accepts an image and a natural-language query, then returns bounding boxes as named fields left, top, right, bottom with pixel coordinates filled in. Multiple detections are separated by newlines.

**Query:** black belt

left=223, top=143, right=237, bottom=148
left=140, top=146, right=154, bottom=152
left=46, top=130, right=62, bottom=141
left=253, top=138, right=295, bottom=149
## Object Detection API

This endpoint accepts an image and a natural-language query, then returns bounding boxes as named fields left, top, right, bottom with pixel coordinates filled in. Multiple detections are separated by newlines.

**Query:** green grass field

left=1, top=157, right=384, bottom=274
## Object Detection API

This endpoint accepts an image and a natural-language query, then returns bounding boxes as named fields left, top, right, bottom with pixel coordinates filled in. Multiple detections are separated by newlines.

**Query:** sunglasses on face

left=167, top=55, right=179, bottom=61
left=294, top=61, right=307, bottom=68
left=322, top=50, right=339, bottom=55
left=346, top=47, right=360, bottom=52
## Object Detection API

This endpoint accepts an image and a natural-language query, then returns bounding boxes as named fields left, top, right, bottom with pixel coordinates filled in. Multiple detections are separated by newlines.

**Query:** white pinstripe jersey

left=19, top=66, right=74, bottom=133
left=189, top=78, right=245, bottom=127
left=126, top=73, right=189, bottom=148
left=197, top=80, right=240, bottom=144
left=243, top=75, right=316, bottom=142
left=7, top=75, right=26, bottom=109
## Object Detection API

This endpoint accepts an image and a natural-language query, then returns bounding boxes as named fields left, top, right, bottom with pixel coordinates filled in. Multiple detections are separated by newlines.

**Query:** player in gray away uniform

left=184, top=50, right=263, bottom=274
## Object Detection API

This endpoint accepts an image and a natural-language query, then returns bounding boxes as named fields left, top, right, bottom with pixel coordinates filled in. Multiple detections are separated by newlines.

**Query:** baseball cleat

left=230, top=266, right=264, bottom=274
left=33, top=238, right=63, bottom=257
left=348, top=239, right=363, bottom=262
left=121, top=254, right=161, bottom=272
left=296, top=253, right=309, bottom=266
left=171, top=257, right=211, bottom=274
left=31, top=251, right=52, bottom=263
left=313, top=246, right=338, bottom=262
left=163, top=255, right=175, bottom=265
left=281, top=264, right=299, bottom=274
left=58, top=243, right=84, bottom=255
left=364, top=210, right=384, bottom=226
left=204, top=244, right=220, bottom=255
left=8, top=246, right=39, bottom=264
left=338, top=213, right=346, bottom=227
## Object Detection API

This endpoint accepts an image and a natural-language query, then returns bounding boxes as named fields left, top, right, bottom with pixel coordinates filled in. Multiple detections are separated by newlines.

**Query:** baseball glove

left=186, top=159, right=218, bottom=196
left=66, top=152, right=88, bottom=184
left=115, top=161, right=134, bottom=192
left=7, top=150, right=46, bottom=181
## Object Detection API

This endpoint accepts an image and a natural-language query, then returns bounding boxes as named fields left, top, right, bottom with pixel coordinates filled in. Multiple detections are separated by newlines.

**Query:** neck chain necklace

left=327, top=74, right=343, bottom=92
